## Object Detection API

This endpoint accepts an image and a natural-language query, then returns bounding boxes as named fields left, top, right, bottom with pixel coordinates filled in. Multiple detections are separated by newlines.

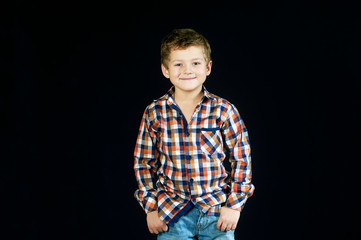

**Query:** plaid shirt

left=134, top=86, right=254, bottom=225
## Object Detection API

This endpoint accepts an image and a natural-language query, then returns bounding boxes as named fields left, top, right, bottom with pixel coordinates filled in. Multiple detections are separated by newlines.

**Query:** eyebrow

left=171, top=58, right=204, bottom=63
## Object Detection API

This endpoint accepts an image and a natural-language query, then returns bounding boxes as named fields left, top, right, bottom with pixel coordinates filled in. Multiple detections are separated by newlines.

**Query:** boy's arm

left=221, top=104, right=255, bottom=212
left=134, top=107, right=159, bottom=214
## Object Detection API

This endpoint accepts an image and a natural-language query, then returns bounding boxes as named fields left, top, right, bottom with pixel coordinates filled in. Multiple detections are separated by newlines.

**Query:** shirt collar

left=203, top=86, right=218, bottom=103
left=164, top=86, right=218, bottom=105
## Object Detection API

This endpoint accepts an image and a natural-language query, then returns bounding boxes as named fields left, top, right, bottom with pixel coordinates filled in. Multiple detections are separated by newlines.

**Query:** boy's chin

left=173, top=81, right=205, bottom=91
left=175, top=85, right=203, bottom=93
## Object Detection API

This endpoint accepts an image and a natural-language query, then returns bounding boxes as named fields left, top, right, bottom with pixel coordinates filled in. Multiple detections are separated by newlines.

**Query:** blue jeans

left=158, top=207, right=235, bottom=240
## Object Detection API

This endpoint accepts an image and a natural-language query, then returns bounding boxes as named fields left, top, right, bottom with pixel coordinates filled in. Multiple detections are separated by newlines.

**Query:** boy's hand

left=217, top=206, right=240, bottom=232
left=146, top=211, right=168, bottom=234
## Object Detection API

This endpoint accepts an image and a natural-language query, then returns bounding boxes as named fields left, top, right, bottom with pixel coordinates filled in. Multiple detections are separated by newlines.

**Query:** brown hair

left=160, top=29, right=211, bottom=68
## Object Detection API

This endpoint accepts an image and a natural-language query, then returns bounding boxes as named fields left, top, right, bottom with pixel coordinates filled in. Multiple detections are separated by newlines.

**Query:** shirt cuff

left=142, top=196, right=158, bottom=214
left=225, top=192, right=248, bottom=211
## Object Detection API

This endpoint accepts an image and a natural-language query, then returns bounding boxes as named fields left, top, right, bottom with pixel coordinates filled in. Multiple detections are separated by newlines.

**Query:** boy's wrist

left=146, top=209, right=158, bottom=214
left=224, top=202, right=241, bottom=212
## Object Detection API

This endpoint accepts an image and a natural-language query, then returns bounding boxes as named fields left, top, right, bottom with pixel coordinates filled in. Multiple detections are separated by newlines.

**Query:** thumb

left=216, top=218, right=222, bottom=230
left=162, top=223, right=168, bottom=232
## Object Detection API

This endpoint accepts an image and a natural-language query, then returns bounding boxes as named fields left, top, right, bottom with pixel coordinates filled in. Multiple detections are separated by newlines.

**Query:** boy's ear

left=206, top=60, right=213, bottom=76
left=161, top=64, right=170, bottom=79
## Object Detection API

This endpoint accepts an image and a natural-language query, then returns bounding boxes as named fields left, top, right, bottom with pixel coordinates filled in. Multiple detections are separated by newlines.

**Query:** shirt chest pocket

left=200, top=127, right=223, bottom=155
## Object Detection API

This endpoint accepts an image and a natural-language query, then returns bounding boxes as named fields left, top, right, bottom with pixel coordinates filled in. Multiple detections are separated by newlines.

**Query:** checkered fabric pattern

left=134, top=86, right=254, bottom=224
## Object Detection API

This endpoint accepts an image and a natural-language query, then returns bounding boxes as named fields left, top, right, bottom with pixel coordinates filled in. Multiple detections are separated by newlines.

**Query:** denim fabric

left=158, top=207, right=235, bottom=240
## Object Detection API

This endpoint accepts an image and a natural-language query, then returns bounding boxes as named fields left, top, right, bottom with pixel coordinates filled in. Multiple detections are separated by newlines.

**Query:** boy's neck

left=174, top=86, right=203, bottom=105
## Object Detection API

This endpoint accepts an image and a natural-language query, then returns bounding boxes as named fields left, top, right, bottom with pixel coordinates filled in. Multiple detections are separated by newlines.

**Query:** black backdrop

left=2, top=1, right=361, bottom=240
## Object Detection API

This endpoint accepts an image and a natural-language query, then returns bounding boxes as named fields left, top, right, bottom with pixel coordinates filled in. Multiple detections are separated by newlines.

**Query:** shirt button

left=189, top=178, right=194, bottom=183
left=186, top=131, right=190, bottom=136
left=187, top=156, right=192, bottom=160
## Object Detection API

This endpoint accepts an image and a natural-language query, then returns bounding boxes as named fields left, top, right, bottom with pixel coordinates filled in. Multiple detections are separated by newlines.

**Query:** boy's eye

left=193, top=62, right=201, bottom=65
left=174, top=63, right=182, bottom=67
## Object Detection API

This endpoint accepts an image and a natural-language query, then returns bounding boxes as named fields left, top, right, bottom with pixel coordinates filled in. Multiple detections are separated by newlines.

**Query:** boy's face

left=161, top=46, right=212, bottom=95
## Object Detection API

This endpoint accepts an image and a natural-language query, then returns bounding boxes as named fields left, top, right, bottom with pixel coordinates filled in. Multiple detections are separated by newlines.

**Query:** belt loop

left=199, top=208, right=205, bottom=217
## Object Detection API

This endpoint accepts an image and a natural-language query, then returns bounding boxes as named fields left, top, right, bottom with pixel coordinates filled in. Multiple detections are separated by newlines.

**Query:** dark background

left=1, top=1, right=361, bottom=239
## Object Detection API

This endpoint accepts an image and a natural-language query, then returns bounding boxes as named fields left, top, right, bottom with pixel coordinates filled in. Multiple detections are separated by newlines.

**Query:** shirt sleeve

left=134, top=106, right=159, bottom=214
left=221, top=104, right=255, bottom=211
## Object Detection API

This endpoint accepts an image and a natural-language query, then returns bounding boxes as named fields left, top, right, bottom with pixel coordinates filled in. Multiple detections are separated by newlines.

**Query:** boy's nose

left=183, top=64, right=193, bottom=74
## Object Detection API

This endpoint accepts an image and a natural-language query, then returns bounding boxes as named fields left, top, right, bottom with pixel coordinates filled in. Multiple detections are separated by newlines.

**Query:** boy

left=134, top=29, right=254, bottom=239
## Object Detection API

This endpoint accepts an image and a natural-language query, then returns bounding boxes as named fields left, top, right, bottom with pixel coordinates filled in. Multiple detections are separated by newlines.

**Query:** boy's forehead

left=169, top=46, right=206, bottom=61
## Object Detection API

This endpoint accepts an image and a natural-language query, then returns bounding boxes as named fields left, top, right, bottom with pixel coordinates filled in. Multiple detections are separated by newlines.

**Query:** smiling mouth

left=180, top=77, right=196, bottom=80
